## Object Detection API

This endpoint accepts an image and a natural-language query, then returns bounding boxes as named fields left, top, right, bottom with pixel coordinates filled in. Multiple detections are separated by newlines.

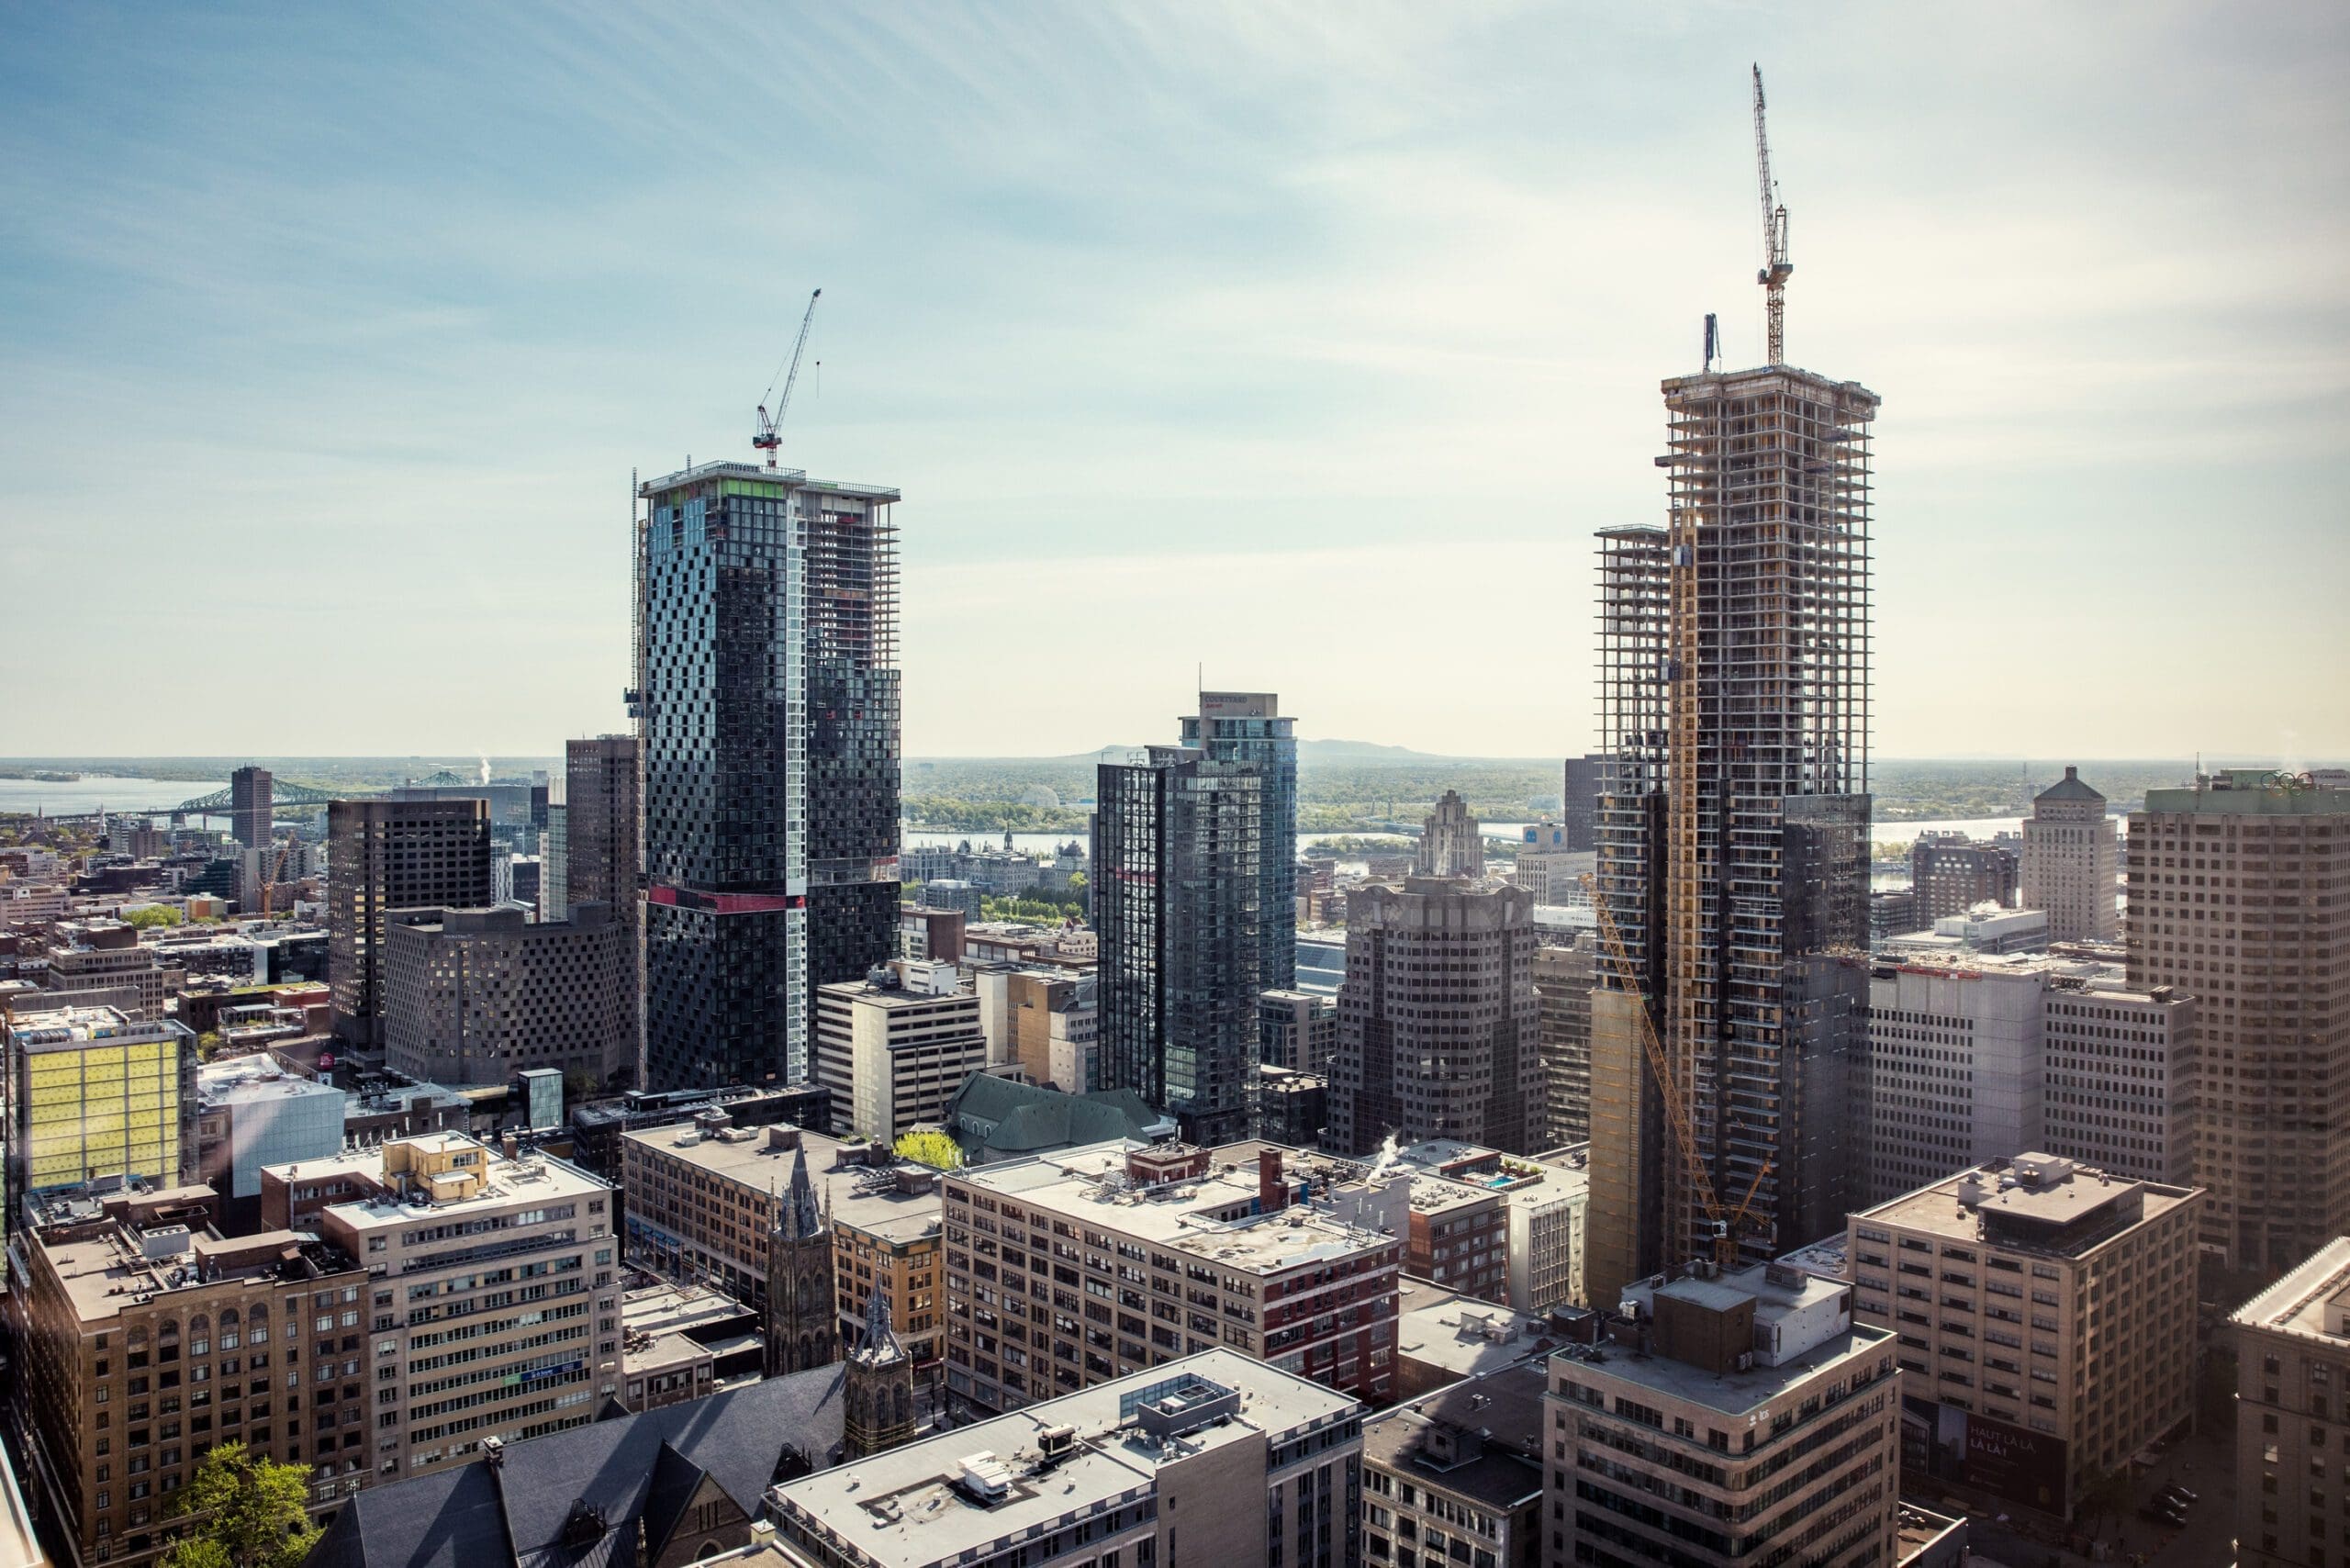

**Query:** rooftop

left=2142, top=770, right=2350, bottom=816
left=270, top=1134, right=613, bottom=1233
left=5, top=1002, right=189, bottom=1047
left=1858, top=1153, right=2199, bottom=1257
left=1393, top=1280, right=1556, bottom=1382
left=639, top=458, right=901, bottom=504
left=2231, top=1237, right=2350, bottom=1348
left=35, top=1217, right=359, bottom=1325
left=197, top=1058, right=341, bottom=1110
left=951, top=1141, right=1397, bottom=1277
left=1565, top=1319, right=1897, bottom=1419
left=1363, top=1361, right=1546, bottom=1511
left=622, top=1122, right=945, bottom=1245
left=768, top=1351, right=1357, bottom=1568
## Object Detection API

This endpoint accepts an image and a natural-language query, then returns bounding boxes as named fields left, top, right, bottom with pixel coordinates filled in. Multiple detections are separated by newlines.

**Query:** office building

left=1562, top=752, right=1604, bottom=852
left=6, top=1004, right=197, bottom=1224
left=41, top=921, right=184, bottom=1021
left=1255, top=1065, right=1327, bottom=1149
left=803, top=489, right=903, bottom=1017
left=1589, top=364, right=1876, bottom=1305
left=2231, top=1237, right=2350, bottom=1568
left=1867, top=887, right=1918, bottom=943
left=1258, top=987, right=1336, bottom=1073
left=636, top=464, right=900, bottom=1092
left=13, top=1184, right=374, bottom=1568
left=1364, top=1362, right=1544, bottom=1568
left=258, top=1133, right=623, bottom=1480
left=1093, top=747, right=1262, bottom=1146
left=380, top=902, right=633, bottom=1089
left=812, top=959, right=987, bottom=1142
left=917, top=879, right=981, bottom=921
left=1879, top=904, right=2049, bottom=958
left=1845, top=1152, right=2201, bottom=1518
left=2021, top=767, right=2118, bottom=942
left=1004, top=969, right=1098, bottom=1092
left=1546, top=1260, right=1902, bottom=1568
left=193, top=1056, right=345, bottom=1207
left=1295, top=934, right=1345, bottom=999
left=1532, top=935, right=1596, bottom=1147
left=2041, top=968, right=2195, bottom=1186
left=539, top=799, right=567, bottom=925
left=326, top=799, right=493, bottom=1046
left=1909, top=833, right=2020, bottom=924
left=766, top=1350, right=1363, bottom=1568
left=229, top=765, right=272, bottom=851
left=1181, top=691, right=1298, bottom=990
left=1509, top=842, right=1595, bottom=907
left=564, top=735, right=640, bottom=1070
left=1402, top=1139, right=1591, bottom=1313
left=621, top=1120, right=946, bottom=1373
left=308, top=1372, right=851, bottom=1568
left=1862, top=958, right=2046, bottom=1204
left=2128, top=769, right=2350, bottom=1274
left=1413, top=790, right=1484, bottom=879
left=1329, top=878, right=1539, bottom=1157
left=942, top=1141, right=1403, bottom=1413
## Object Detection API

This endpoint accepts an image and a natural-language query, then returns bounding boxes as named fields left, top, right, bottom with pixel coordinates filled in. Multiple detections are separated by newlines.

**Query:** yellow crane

left=1581, top=871, right=1773, bottom=1270
left=255, top=842, right=292, bottom=917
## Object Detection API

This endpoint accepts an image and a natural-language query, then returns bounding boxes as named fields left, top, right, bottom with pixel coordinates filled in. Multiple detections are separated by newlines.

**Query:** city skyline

left=6, top=6, right=2346, bottom=762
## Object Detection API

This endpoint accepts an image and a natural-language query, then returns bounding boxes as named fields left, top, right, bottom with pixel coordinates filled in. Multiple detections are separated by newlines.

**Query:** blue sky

left=3, top=2, right=2344, bottom=760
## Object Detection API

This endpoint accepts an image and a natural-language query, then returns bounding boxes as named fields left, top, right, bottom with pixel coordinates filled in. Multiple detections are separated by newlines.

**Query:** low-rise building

left=943, top=1142, right=1403, bottom=1413
left=1401, top=1139, right=1590, bottom=1313
left=765, top=1350, right=1363, bottom=1568
left=193, top=1058, right=345, bottom=1218
left=258, top=1132, right=623, bottom=1480
left=939, top=1073, right=1170, bottom=1167
left=812, top=960, right=988, bottom=1142
left=621, top=1122, right=946, bottom=1374
left=1363, top=1361, right=1545, bottom=1568
left=380, top=902, right=633, bottom=1089
left=11, top=1183, right=375, bottom=1568
left=1390, top=1278, right=1552, bottom=1401
left=1845, top=1151, right=2201, bottom=1518
left=2230, top=1236, right=2350, bottom=1568
left=1545, top=1261, right=1903, bottom=1567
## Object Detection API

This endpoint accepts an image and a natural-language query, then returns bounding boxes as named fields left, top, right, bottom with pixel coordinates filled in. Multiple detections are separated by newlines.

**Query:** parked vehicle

left=2159, top=1482, right=2199, bottom=1505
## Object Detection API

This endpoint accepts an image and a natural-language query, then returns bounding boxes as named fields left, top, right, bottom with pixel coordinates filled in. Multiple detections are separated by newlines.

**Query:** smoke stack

left=1259, top=1148, right=1288, bottom=1215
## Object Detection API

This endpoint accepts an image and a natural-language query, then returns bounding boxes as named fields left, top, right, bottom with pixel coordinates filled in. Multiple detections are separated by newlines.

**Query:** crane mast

left=1752, top=65, right=1792, bottom=364
left=754, top=287, right=822, bottom=469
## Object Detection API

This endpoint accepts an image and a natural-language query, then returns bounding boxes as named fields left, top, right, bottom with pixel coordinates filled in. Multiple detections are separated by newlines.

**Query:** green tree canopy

left=893, top=1129, right=966, bottom=1171
left=162, top=1441, right=319, bottom=1568
left=123, top=904, right=184, bottom=929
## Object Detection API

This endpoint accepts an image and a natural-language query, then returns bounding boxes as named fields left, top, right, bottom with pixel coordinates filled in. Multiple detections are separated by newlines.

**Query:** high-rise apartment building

left=1413, top=789, right=1484, bottom=878
left=1909, top=833, right=2020, bottom=923
left=1845, top=1152, right=2201, bottom=1519
left=563, top=734, right=639, bottom=1070
left=1092, top=746, right=1261, bottom=1146
left=635, top=463, right=900, bottom=1091
left=1257, top=987, right=1337, bottom=1073
left=326, top=799, right=493, bottom=1046
left=1590, top=364, right=1876, bottom=1298
left=2022, top=767, right=2118, bottom=941
left=1533, top=936, right=1596, bottom=1146
left=1181, top=691, right=1297, bottom=990
left=1544, top=1261, right=1902, bottom=1567
left=1328, top=878, right=1539, bottom=1156
left=803, top=488, right=902, bottom=1013
left=6, top=1005, right=197, bottom=1226
left=1562, top=751, right=1604, bottom=852
left=2128, top=770, right=2350, bottom=1274
left=229, top=765, right=273, bottom=851
left=381, top=903, right=634, bottom=1088
left=2231, top=1237, right=2350, bottom=1568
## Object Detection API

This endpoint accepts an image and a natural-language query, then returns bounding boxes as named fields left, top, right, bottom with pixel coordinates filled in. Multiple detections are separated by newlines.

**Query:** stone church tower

left=842, top=1278, right=916, bottom=1461
left=764, top=1144, right=837, bottom=1377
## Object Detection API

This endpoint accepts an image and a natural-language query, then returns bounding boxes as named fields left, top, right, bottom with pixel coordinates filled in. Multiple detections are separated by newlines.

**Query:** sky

left=2, top=3, right=2345, bottom=761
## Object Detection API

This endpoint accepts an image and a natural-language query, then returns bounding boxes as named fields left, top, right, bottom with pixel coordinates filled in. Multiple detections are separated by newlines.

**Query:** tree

left=123, top=904, right=184, bottom=929
left=893, top=1129, right=965, bottom=1171
left=162, top=1441, right=319, bottom=1568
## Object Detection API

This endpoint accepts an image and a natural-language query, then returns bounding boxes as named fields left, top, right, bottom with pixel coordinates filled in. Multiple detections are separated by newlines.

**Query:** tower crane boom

left=1752, top=65, right=1792, bottom=364
left=755, top=287, right=822, bottom=469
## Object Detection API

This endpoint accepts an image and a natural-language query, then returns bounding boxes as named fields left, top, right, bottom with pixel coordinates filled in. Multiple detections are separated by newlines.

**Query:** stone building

left=1413, top=790, right=1484, bottom=879
left=2021, top=766, right=2118, bottom=941
left=765, top=1143, right=839, bottom=1378
left=2230, top=1237, right=2350, bottom=1568
left=840, top=1281, right=915, bottom=1462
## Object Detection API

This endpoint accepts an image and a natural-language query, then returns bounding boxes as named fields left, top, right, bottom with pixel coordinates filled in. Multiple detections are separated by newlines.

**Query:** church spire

left=855, top=1277, right=904, bottom=1363
left=778, top=1142, right=824, bottom=1241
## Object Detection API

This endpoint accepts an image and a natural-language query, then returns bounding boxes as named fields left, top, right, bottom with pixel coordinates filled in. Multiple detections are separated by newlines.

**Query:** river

left=0, top=775, right=228, bottom=821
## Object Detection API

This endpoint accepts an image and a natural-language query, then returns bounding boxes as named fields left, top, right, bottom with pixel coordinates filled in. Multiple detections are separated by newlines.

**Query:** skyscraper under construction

left=1586, top=364, right=1878, bottom=1305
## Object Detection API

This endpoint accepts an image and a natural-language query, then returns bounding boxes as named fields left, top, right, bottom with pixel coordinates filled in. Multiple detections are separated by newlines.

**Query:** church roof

left=852, top=1277, right=908, bottom=1367
left=2035, top=766, right=2106, bottom=804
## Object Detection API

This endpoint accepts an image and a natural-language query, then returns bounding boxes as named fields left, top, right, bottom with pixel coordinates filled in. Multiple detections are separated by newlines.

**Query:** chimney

left=1259, top=1148, right=1288, bottom=1215
left=501, top=1132, right=520, bottom=1161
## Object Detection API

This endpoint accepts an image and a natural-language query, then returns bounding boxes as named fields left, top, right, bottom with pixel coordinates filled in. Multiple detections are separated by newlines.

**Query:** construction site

left=1585, top=70, right=1880, bottom=1305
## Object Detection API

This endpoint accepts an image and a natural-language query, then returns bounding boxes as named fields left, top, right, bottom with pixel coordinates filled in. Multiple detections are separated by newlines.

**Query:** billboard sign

left=1901, top=1394, right=2068, bottom=1516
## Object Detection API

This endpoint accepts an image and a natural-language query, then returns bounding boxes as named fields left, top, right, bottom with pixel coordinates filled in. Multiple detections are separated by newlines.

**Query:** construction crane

left=1581, top=872, right=1773, bottom=1271
left=754, top=287, right=822, bottom=469
left=1751, top=64, right=1792, bottom=364
left=256, top=841, right=292, bottom=917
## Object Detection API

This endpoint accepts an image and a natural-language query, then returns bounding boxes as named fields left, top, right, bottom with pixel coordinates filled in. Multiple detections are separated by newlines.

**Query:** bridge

left=169, top=781, right=375, bottom=815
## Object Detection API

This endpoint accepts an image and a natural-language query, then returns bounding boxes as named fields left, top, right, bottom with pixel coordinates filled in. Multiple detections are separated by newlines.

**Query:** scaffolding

left=1611, top=365, right=1878, bottom=1271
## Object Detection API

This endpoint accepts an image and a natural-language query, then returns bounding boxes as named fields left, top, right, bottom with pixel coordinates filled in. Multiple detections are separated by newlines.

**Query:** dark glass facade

left=1180, top=692, right=1296, bottom=992
left=1092, top=746, right=1261, bottom=1146
left=637, top=465, right=808, bottom=1090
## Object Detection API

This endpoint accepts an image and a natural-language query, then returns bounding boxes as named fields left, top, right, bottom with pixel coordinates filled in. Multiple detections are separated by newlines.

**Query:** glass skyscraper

left=1180, top=692, right=1296, bottom=991
left=1092, top=746, right=1262, bottom=1147
left=634, top=461, right=901, bottom=1091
